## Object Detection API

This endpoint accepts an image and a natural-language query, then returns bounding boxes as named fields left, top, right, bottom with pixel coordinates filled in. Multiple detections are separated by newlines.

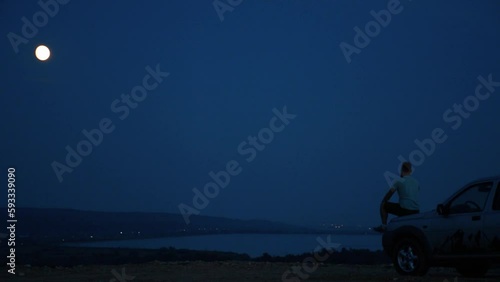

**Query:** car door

left=481, top=180, right=500, bottom=255
left=428, top=182, right=493, bottom=256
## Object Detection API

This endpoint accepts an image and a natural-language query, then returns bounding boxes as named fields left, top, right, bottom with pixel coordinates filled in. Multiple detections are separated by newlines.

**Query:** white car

left=382, top=176, right=500, bottom=277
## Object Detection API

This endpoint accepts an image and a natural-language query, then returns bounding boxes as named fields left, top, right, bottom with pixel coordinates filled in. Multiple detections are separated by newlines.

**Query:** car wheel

left=456, top=262, right=489, bottom=277
left=392, top=238, right=429, bottom=276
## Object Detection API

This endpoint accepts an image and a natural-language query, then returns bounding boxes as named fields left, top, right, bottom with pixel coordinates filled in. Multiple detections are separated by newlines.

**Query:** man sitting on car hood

left=374, top=161, right=420, bottom=232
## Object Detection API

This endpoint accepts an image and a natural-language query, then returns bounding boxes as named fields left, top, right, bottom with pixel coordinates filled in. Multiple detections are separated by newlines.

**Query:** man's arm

left=382, top=187, right=396, bottom=203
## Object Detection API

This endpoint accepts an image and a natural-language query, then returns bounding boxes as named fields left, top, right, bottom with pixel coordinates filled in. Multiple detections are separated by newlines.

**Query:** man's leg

left=375, top=202, right=402, bottom=233
left=381, top=202, right=402, bottom=224
left=380, top=201, right=389, bottom=225
left=399, top=208, right=420, bottom=217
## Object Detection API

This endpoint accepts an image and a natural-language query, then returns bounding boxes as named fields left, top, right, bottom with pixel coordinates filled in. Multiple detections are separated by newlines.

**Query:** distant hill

left=10, top=208, right=312, bottom=243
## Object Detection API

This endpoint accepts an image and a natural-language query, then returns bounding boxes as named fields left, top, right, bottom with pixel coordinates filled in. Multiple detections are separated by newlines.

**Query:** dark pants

left=384, top=202, right=419, bottom=217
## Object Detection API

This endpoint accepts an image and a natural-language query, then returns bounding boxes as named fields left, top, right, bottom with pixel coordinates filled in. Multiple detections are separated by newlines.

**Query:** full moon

left=35, top=45, right=51, bottom=61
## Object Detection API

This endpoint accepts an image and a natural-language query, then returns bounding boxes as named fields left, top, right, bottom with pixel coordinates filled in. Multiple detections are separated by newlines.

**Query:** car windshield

left=448, top=182, right=493, bottom=214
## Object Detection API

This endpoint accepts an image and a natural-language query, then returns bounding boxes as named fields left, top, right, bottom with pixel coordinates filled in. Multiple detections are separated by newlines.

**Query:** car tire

left=456, top=262, right=489, bottom=277
left=392, top=237, right=429, bottom=276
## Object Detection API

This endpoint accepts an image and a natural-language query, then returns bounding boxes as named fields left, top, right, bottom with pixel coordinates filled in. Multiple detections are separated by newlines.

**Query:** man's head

left=400, top=161, right=412, bottom=177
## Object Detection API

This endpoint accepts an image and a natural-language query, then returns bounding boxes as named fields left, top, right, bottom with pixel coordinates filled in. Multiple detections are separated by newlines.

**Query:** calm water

left=66, top=233, right=382, bottom=258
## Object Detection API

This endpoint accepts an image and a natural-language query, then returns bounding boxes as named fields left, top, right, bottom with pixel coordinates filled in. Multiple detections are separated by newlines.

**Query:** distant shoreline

left=8, top=207, right=377, bottom=245
left=58, top=230, right=380, bottom=245
left=0, top=242, right=389, bottom=268
left=59, top=232, right=382, bottom=259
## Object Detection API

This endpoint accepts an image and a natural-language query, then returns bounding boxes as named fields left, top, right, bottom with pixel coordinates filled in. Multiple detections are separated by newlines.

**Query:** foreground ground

left=1, top=261, right=499, bottom=282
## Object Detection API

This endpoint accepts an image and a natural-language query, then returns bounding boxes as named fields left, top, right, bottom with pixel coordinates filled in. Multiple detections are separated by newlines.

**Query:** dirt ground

left=1, top=261, right=499, bottom=282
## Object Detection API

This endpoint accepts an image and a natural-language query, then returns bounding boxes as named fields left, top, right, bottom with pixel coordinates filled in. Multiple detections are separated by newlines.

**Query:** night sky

left=2, top=0, right=500, bottom=227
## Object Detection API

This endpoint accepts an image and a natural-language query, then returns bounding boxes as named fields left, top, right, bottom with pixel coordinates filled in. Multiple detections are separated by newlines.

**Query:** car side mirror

left=437, top=204, right=449, bottom=216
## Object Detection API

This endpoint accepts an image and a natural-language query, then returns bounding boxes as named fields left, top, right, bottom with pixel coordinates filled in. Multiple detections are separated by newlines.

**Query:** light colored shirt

left=393, top=176, right=420, bottom=210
